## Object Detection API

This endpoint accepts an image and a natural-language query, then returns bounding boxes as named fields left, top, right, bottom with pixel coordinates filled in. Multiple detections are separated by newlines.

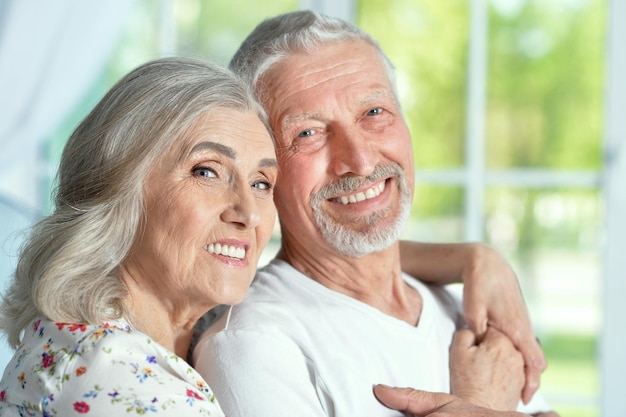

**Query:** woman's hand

left=459, top=244, right=545, bottom=404
left=399, top=241, right=546, bottom=403
left=450, top=327, right=525, bottom=410
left=373, top=384, right=531, bottom=417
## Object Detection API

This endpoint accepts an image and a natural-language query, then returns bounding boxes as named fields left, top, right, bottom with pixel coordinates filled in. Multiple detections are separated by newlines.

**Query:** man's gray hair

left=0, top=57, right=268, bottom=348
left=230, top=10, right=398, bottom=101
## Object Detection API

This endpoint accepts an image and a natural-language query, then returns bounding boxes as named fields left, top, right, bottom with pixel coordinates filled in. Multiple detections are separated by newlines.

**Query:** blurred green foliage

left=542, top=333, right=599, bottom=417
left=487, top=0, right=605, bottom=170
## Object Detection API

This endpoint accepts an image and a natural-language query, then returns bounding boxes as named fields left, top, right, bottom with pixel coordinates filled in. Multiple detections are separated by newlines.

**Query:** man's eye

left=367, top=108, right=383, bottom=116
left=193, top=166, right=217, bottom=178
left=297, top=129, right=314, bottom=137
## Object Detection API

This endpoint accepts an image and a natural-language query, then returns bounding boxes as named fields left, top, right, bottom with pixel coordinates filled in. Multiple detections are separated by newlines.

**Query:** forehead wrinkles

left=263, top=43, right=394, bottom=141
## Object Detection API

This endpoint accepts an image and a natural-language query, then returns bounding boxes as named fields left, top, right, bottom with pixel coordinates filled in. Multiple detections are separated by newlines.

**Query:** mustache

left=312, top=163, right=405, bottom=202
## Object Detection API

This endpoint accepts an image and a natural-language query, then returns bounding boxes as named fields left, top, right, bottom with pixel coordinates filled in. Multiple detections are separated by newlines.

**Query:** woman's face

left=125, top=108, right=277, bottom=311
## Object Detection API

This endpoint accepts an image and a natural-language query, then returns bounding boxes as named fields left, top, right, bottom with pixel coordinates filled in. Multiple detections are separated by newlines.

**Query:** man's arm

left=373, top=385, right=559, bottom=417
left=398, top=241, right=546, bottom=403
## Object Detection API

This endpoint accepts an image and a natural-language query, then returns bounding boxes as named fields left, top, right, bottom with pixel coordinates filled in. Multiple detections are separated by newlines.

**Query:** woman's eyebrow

left=258, top=158, right=278, bottom=169
left=189, top=141, right=236, bottom=159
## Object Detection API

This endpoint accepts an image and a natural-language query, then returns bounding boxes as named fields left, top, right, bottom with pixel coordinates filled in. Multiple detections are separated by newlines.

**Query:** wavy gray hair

left=0, top=57, right=268, bottom=348
left=229, top=10, right=398, bottom=102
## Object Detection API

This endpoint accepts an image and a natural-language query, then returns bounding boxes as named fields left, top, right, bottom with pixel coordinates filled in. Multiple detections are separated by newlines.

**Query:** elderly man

left=193, top=10, right=556, bottom=417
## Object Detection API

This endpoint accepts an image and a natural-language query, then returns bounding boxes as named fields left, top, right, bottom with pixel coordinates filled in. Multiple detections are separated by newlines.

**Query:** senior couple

left=0, top=10, right=557, bottom=417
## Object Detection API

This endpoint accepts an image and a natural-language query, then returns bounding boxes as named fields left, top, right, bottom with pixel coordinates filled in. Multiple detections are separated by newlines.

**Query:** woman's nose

left=220, top=185, right=261, bottom=229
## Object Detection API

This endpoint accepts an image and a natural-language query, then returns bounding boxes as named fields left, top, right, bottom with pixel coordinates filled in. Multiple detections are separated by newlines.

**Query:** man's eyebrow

left=358, top=89, right=393, bottom=106
left=283, top=112, right=323, bottom=127
left=189, top=141, right=236, bottom=159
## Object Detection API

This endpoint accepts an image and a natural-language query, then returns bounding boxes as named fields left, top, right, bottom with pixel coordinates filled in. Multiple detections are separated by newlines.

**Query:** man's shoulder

left=241, top=259, right=318, bottom=306
left=200, top=260, right=334, bottom=341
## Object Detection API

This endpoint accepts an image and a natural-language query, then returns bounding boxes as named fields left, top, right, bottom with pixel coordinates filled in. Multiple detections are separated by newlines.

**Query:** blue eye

left=367, top=108, right=383, bottom=116
left=253, top=181, right=272, bottom=191
left=298, top=129, right=314, bottom=137
left=193, top=166, right=217, bottom=178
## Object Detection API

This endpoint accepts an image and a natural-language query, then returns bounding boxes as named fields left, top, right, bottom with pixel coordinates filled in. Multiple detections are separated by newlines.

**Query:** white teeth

left=336, top=182, right=385, bottom=205
left=205, top=243, right=246, bottom=259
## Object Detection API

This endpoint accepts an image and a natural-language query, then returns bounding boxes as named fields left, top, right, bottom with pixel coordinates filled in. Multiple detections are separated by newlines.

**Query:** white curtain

left=0, top=0, right=134, bottom=208
left=0, top=0, right=134, bottom=374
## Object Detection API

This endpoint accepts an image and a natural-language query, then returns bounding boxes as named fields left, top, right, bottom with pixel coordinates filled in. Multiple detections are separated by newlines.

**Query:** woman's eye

left=193, top=166, right=217, bottom=178
left=253, top=180, right=273, bottom=191
left=367, top=108, right=383, bottom=116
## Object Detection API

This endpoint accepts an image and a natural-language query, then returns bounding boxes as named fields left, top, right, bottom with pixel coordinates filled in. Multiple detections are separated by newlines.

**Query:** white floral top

left=0, top=317, right=225, bottom=416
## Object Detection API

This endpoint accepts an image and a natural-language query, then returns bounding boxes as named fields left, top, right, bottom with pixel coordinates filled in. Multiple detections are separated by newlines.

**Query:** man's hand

left=460, top=243, right=546, bottom=403
left=373, top=384, right=531, bottom=417
left=450, top=327, right=525, bottom=410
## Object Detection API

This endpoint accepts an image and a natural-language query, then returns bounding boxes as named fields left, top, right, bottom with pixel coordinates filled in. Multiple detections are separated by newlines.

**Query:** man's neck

left=277, top=241, right=423, bottom=325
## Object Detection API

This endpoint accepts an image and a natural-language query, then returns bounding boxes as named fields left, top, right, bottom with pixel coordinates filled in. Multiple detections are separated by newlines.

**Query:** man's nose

left=329, top=128, right=377, bottom=177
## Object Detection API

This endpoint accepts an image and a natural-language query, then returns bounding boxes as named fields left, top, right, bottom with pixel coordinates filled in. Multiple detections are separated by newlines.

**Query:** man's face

left=262, top=39, right=415, bottom=258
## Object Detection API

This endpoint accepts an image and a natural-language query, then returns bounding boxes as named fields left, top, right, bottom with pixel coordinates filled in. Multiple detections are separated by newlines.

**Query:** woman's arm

left=373, top=384, right=530, bottom=417
left=399, top=241, right=546, bottom=403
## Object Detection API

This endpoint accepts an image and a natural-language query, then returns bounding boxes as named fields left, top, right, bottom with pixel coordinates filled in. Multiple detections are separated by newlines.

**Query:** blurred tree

left=174, top=0, right=298, bottom=64
left=487, top=0, right=605, bottom=170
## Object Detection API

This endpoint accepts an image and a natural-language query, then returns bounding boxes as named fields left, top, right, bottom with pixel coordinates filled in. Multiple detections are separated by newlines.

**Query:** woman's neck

left=120, top=266, right=212, bottom=359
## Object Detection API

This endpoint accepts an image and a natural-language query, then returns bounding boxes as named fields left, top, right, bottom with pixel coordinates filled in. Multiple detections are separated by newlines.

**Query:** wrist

left=461, top=242, right=493, bottom=285
left=450, top=387, right=493, bottom=409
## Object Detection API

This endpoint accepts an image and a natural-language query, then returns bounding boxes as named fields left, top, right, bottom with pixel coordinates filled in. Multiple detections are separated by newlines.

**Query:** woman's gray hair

left=0, top=57, right=268, bottom=348
left=230, top=10, right=398, bottom=102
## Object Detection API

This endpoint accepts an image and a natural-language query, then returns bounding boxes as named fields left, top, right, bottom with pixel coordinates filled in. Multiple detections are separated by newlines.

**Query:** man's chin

left=319, top=224, right=401, bottom=258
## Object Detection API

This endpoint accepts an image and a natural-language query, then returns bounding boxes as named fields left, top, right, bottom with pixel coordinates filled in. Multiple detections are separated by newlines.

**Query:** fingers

left=519, top=337, right=547, bottom=404
left=451, top=328, right=477, bottom=350
left=481, top=325, right=511, bottom=343
left=499, top=324, right=545, bottom=404
left=482, top=325, right=545, bottom=404
left=463, top=293, right=488, bottom=338
left=373, top=384, right=453, bottom=415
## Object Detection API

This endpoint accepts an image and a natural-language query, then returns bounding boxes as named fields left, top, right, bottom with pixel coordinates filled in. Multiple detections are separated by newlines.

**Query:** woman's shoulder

left=1, top=317, right=223, bottom=416
left=22, top=317, right=136, bottom=358
left=2, top=318, right=142, bottom=384
left=24, top=317, right=187, bottom=371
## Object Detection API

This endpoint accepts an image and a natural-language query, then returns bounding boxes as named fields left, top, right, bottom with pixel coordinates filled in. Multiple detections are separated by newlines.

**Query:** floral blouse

left=0, top=317, right=225, bottom=416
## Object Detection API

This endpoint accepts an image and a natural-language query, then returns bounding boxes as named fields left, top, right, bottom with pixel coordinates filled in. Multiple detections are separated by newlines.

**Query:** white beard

left=310, top=163, right=412, bottom=258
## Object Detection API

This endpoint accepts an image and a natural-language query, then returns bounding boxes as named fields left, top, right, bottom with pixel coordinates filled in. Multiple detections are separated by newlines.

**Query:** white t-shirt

left=194, top=259, right=551, bottom=417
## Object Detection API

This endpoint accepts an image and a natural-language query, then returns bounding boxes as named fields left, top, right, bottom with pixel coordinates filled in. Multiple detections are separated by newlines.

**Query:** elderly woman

left=0, top=57, right=277, bottom=415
